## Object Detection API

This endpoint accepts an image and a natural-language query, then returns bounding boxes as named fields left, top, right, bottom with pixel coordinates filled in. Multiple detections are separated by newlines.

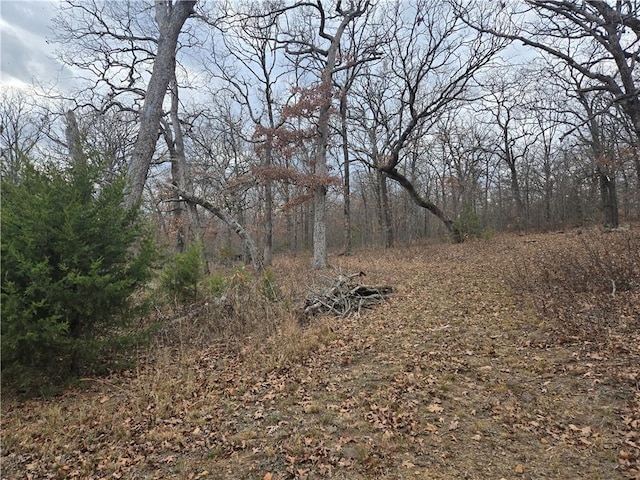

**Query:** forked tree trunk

left=124, top=0, right=196, bottom=210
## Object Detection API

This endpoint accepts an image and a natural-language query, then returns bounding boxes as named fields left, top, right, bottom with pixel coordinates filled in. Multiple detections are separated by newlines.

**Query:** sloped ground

left=2, top=232, right=639, bottom=479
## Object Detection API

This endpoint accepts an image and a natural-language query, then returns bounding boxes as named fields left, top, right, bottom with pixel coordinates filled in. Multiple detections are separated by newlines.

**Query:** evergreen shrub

left=1, top=158, right=155, bottom=394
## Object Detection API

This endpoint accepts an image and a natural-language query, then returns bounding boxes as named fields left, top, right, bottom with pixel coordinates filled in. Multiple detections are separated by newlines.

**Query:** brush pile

left=300, top=272, right=393, bottom=321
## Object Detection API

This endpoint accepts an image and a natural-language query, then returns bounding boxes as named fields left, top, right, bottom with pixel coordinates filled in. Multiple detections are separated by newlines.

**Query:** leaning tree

left=350, top=0, right=505, bottom=241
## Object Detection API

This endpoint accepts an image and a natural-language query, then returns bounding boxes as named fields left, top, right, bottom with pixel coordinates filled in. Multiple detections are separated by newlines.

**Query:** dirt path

left=213, top=240, right=635, bottom=479
left=2, top=236, right=638, bottom=479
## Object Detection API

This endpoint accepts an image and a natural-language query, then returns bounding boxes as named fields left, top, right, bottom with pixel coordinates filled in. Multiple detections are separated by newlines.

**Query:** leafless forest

left=2, top=0, right=639, bottom=264
left=1, top=2, right=639, bottom=478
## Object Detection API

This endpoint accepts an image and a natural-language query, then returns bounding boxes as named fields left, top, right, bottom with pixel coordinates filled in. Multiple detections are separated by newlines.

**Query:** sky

left=0, top=0, right=539, bottom=99
left=0, top=0, right=70, bottom=90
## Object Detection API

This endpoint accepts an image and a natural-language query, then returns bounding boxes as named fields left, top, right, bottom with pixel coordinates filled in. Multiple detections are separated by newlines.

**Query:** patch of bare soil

left=2, top=232, right=639, bottom=479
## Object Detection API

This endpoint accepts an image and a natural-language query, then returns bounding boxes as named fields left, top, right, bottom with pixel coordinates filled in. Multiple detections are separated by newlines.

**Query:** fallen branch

left=300, top=272, right=393, bottom=322
left=161, top=182, right=263, bottom=272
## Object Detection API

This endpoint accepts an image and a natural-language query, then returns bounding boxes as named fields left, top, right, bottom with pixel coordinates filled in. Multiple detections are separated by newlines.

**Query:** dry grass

left=2, top=229, right=639, bottom=479
left=506, top=227, right=640, bottom=341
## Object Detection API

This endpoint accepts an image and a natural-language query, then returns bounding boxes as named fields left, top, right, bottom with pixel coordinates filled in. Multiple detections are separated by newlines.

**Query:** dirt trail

left=2, top=235, right=638, bottom=479
left=206, top=238, right=636, bottom=479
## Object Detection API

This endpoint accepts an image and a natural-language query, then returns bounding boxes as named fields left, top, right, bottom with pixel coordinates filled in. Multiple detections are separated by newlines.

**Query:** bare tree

left=526, top=81, right=568, bottom=227
left=332, top=14, right=383, bottom=253
left=351, top=0, right=505, bottom=240
left=159, top=72, right=202, bottom=251
left=0, top=88, right=51, bottom=182
left=124, top=0, right=197, bottom=209
left=536, top=60, right=627, bottom=227
left=274, top=0, right=373, bottom=268
left=459, top=0, right=640, bottom=165
left=53, top=0, right=197, bottom=209
left=81, top=109, right=139, bottom=180
left=477, top=71, right=541, bottom=229
left=181, top=90, right=271, bottom=263
left=576, top=83, right=621, bottom=228
left=208, top=1, right=295, bottom=265
left=434, top=113, right=488, bottom=218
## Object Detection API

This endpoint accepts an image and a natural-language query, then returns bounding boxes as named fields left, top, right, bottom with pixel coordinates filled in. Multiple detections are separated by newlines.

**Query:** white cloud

left=0, top=0, right=71, bottom=90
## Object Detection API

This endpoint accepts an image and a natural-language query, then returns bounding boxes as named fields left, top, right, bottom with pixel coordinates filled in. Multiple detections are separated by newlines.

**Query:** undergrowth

left=153, top=267, right=285, bottom=347
left=507, top=229, right=640, bottom=341
left=148, top=258, right=335, bottom=376
left=3, top=234, right=639, bottom=479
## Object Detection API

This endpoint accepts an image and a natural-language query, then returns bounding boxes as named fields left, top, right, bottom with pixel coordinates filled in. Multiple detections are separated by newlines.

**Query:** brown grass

left=2, top=229, right=639, bottom=479
left=506, top=227, right=640, bottom=341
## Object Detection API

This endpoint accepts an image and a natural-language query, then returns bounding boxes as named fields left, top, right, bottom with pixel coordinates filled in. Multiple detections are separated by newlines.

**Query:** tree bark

left=264, top=174, right=274, bottom=266
left=163, top=73, right=200, bottom=252
left=124, top=0, right=196, bottom=210
left=310, top=3, right=369, bottom=269
left=339, top=89, right=352, bottom=255
left=65, top=110, right=84, bottom=166
left=599, top=169, right=619, bottom=228
left=376, top=169, right=393, bottom=248
left=503, top=128, right=525, bottom=227
left=313, top=81, right=335, bottom=268
left=262, top=91, right=276, bottom=266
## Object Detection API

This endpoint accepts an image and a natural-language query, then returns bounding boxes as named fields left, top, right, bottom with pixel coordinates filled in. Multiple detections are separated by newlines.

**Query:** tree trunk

left=584, top=95, right=620, bottom=229
left=263, top=86, right=277, bottom=266
left=360, top=177, right=370, bottom=245
left=502, top=127, right=525, bottom=228
left=170, top=158, right=186, bottom=253
left=312, top=181, right=328, bottom=269
left=631, top=146, right=640, bottom=195
left=65, top=110, right=84, bottom=166
left=507, top=160, right=525, bottom=229
left=377, top=169, right=393, bottom=248
left=283, top=182, right=294, bottom=252
left=124, top=0, right=196, bottom=210
left=162, top=73, right=200, bottom=252
left=544, top=160, right=553, bottom=225
left=311, top=60, right=336, bottom=269
left=310, top=5, right=368, bottom=269
left=599, top=168, right=619, bottom=229
left=339, top=90, right=352, bottom=255
left=263, top=159, right=273, bottom=266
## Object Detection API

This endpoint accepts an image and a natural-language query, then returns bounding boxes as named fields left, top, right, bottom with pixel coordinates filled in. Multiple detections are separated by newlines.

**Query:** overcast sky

left=1, top=1, right=538, bottom=97
left=0, top=0, right=72, bottom=90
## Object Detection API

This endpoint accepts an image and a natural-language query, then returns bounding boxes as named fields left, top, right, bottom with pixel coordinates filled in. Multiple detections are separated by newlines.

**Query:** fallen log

left=300, top=272, right=393, bottom=322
